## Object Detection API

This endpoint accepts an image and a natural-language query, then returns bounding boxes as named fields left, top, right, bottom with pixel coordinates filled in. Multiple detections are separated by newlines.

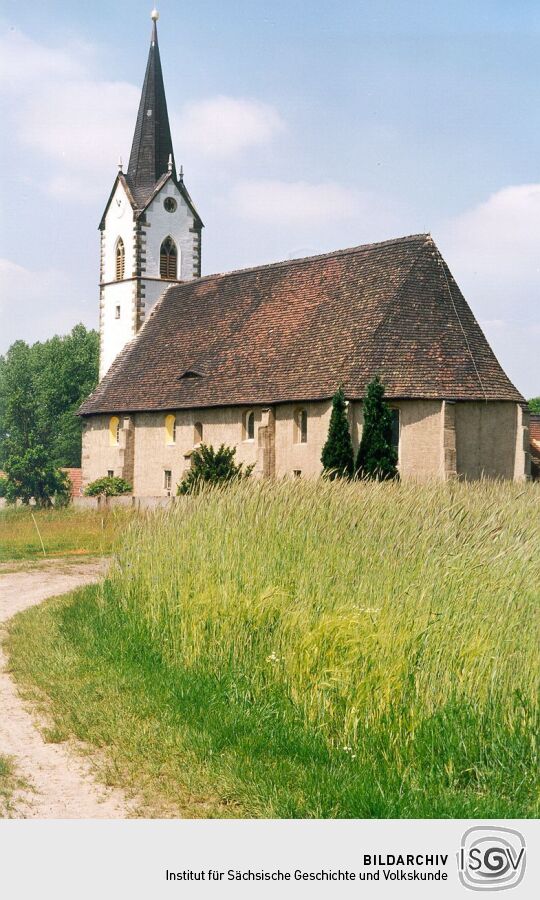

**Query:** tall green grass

left=8, top=480, right=540, bottom=816
left=100, top=479, right=538, bottom=815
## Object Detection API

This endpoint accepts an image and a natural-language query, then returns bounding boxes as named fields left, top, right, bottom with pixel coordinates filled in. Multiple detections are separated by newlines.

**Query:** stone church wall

left=397, top=400, right=446, bottom=480
left=130, top=406, right=261, bottom=496
left=274, top=401, right=332, bottom=478
left=455, top=401, right=529, bottom=480
left=81, top=399, right=526, bottom=494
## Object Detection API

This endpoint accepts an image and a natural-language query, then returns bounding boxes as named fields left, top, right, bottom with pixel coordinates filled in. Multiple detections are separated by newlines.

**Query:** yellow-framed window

left=165, top=413, right=176, bottom=445
left=109, top=416, right=120, bottom=446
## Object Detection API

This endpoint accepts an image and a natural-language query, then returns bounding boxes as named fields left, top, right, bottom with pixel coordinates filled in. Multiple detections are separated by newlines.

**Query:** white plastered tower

left=98, top=10, right=203, bottom=380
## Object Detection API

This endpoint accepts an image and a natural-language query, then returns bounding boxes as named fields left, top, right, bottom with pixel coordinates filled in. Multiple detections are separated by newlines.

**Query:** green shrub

left=178, top=443, right=254, bottom=495
left=84, top=476, right=132, bottom=497
left=529, top=397, right=540, bottom=415
left=0, top=477, right=7, bottom=498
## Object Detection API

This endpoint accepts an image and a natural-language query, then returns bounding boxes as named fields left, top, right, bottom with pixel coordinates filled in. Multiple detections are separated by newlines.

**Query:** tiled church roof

left=80, top=234, right=523, bottom=415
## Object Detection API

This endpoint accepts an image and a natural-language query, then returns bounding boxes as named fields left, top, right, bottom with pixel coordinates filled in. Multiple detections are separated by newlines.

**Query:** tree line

left=0, top=325, right=98, bottom=505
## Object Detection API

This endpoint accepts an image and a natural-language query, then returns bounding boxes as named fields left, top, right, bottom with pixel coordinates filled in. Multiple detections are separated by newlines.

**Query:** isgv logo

left=458, top=827, right=526, bottom=892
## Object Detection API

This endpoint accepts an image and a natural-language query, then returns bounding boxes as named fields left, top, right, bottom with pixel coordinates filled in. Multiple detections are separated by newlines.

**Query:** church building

left=79, top=11, right=530, bottom=493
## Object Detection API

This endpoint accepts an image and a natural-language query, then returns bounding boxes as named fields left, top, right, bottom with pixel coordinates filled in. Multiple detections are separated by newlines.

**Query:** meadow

left=0, top=506, right=134, bottom=562
left=6, top=479, right=540, bottom=817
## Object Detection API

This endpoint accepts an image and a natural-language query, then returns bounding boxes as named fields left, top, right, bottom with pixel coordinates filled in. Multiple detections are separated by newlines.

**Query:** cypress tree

left=321, top=386, right=355, bottom=479
left=356, top=376, right=398, bottom=480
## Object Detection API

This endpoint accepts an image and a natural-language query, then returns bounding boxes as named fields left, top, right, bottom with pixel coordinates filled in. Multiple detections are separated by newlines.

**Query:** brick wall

left=60, top=467, right=83, bottom=497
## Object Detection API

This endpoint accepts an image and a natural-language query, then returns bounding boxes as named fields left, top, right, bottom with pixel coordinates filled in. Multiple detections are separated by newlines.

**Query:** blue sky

left=0, top=1, right=539, bottom=395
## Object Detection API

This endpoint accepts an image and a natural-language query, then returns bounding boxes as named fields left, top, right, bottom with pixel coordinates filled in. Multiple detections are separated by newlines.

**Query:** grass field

left=6, top=479, right=540, bottom=817
left=0, top=506, right=134, bottom=562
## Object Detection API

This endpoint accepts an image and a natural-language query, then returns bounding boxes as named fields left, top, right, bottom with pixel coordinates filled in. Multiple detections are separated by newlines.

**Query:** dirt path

left=0, top=559, right=132, bottom=818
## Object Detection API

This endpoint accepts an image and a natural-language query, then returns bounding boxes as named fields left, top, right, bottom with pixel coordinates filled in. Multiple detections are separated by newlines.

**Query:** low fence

left=72, top=495, right=173, bottom=511
left=0, top=495, right=175, bottom=511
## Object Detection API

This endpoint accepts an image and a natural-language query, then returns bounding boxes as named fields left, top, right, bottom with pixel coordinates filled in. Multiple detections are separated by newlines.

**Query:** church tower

left=98, top=9, right=203, bottom=379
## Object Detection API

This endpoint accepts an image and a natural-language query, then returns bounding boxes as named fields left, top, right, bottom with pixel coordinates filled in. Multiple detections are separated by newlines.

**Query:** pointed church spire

left=127, top=9, right=175, bottom=204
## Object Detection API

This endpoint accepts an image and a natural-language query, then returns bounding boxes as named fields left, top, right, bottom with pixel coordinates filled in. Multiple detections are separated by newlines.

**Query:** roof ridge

left=434, top=250, right=488, bottom=401
left=198, top=234, right=432, bottom=284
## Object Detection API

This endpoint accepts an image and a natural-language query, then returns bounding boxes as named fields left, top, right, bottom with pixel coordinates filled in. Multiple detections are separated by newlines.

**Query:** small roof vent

left=178, top=369, right=204, bottom=380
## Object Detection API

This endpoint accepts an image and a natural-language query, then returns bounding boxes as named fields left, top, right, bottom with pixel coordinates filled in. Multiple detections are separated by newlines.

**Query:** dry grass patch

left=0, top=506, right=135, bottom=562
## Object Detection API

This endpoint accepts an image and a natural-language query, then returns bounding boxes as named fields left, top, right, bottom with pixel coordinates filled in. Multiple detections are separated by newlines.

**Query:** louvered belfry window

left=160, top=236, right=178, bottom=279
left=115, top=239, right=125, bottom=280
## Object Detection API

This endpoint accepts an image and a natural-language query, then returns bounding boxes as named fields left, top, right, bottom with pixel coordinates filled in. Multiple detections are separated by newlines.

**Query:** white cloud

left=45, top=173, right=106, bottom=204
left=0, top=28, right=138, bottom=202
left=233, top=179, right=361, bottom=224
left=0, top=259, right=67, bottom=308
left=0, top=29, right=84, bottom=87
left=0, top=258, right=94, bottom=351
left=437, top=184, right=540, bottom=395
left=440, top=184, right=540, bottom=292
left=176, top=96, right=283, bottom=159
left=0, top=29, right=284, bottom=203
left=17, top=79, right=139, bottom=173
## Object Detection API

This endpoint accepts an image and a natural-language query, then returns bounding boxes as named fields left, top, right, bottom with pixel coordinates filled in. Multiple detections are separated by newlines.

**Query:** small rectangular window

left=293, top=469, right=302, bottom=478
left=107, top=470, right=114, bottom=478
left=164, top=470, right=172, bottom=491
left=115, top=305, right=121, bottom=319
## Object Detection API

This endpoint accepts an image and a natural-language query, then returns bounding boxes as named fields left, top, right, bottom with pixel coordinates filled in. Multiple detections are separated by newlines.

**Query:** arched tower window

left=194, top=422, right=203, bottom=445
left=115, top=239, right=125, bottom=281
left=160, top=236, right=178, bottom=279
